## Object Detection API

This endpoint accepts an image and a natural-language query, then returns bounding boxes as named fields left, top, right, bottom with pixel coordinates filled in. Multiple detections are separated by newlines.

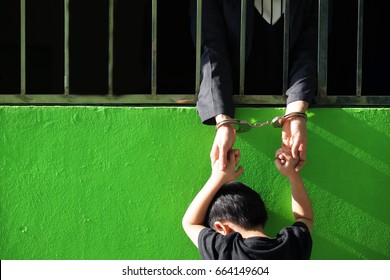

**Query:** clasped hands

left=211, top=146, right=299, bottom=184
left=211, top=114, right=307, bottom=173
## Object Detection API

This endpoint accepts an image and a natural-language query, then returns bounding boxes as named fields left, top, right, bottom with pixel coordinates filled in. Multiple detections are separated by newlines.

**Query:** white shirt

left=254, top=0, right=285, bottom=25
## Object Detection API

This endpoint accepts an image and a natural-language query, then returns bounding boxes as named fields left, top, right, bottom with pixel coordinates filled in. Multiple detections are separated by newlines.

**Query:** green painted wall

left=1, top=106, right=389, bottom=260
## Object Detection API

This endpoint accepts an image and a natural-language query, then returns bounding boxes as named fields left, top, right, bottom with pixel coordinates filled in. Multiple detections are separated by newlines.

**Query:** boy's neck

left=239, top=229, right=269, bottom=239
left=228, top=223, right=269, bottom=239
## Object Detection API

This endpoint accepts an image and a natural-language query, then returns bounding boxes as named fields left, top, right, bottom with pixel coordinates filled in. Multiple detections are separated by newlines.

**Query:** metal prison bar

left=2, top=0, right=389, bottom=105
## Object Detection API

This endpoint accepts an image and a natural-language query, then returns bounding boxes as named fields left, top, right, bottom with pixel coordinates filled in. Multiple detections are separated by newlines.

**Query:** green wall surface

left=1, top=106, right=389, bottom=260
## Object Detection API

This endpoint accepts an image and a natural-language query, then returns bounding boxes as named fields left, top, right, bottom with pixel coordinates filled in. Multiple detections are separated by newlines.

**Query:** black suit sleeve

left=190, top=0, right=239, bottom=125
left=286, top=0, right=319, bottom=105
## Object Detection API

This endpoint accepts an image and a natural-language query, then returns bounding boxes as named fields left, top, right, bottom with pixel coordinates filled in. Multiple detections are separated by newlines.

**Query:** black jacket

left=190, top=0, right=319, bottom=124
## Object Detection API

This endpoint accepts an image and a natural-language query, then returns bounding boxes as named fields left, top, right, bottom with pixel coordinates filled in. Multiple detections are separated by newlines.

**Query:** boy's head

left=206, top=182, right=268, bottom=231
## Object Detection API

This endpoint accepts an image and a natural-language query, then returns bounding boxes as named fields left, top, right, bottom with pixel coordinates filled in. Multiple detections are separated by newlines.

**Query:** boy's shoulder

left=198, top=224, right=312, bottom=260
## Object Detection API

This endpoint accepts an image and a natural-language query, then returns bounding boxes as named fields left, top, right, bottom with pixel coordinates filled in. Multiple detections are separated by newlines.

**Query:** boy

left=182, top=148, right=313, bottom=260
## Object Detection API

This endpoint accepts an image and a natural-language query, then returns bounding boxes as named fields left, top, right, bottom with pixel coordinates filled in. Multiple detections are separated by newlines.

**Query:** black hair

left=206, top=182, right=268, bottom=230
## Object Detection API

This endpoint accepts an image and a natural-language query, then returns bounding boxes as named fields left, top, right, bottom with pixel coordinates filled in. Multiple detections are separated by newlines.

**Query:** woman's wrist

left=215, top=120, right=235, bottom=131
left=215, top=114, right=232, bottom=123
left=215, top=114, right=235, bottom=131
left=284, top=112, right=307, bottom=121
left=285, top=100, right=308, bottom=115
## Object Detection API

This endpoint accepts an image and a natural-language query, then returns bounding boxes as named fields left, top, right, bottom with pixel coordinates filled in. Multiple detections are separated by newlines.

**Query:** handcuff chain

left=215, top=112, right=307, bottom=132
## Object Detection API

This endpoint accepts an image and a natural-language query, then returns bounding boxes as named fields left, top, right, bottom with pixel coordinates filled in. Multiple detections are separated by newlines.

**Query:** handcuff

left=215, top=112, right=307, bottom=133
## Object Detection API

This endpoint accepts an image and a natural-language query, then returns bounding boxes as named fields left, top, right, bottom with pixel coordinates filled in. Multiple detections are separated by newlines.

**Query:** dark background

left=0, top=0, right=388, bottom=95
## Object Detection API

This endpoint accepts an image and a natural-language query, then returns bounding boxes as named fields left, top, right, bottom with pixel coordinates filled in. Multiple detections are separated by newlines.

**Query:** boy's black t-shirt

left=198, top=222, right=312, bottom=260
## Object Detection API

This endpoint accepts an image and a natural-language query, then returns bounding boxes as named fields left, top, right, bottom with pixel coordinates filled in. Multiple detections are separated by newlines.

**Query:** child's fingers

left=276, top=154, right=286, bottom=165
left=276, top=147, right=295, bottom=166
left=235, top=165, right=244, bottom=178
left=274, top=148, right=283, bottom=158
left=275, top=147, right=289, bottom=157
left=274, top=158, right=283, bottom=170
left=228, top=149, right=235, bottom=162
left=234, top=149, right=241, bottom=165
left=275, top=148, right=286, bottom=159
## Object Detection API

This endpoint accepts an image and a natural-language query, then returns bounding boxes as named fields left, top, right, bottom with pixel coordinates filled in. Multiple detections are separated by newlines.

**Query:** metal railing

left=1, top=0, right=389, bottom=106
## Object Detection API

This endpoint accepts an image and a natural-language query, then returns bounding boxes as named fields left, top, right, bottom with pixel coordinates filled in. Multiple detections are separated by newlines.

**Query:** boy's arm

left=288, top=172, right=314, bottom=233
left=275, top=148, right=313, bottom=233
left=182, top=150, right=243, bottom=247
left=182, top=175, right=228, bottom=247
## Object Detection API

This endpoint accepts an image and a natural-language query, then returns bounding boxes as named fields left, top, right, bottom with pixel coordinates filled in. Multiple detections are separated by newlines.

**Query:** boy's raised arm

left=182, top=150, right=243, bottom=247
left=275, top=147, right=314, bottom=233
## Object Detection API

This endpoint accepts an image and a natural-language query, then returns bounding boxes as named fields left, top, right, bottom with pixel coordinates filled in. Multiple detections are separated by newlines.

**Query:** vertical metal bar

left=239, top=0, right=247, bottom=96
left=64, top=0, right=70, bottom=95
left=151, top=0, right=157, bottom=96
left=356, top=0, right=364, bottom=97
left=282, top=0, right=289, bottom=96
left=108, top=0, right=114, bottom=96
left=195, top=0, right=202, bottom=95
left=20, top=0, right=26, bottom=95
left=317, top=0, right=329, bottom=97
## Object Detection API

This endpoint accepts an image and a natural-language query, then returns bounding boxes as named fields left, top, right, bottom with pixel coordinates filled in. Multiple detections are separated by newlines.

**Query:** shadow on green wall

left=1, top=107, right=389, bottom=260
left=307, top=109, right=390, bottom=260
left=234, top=108, right=390, bottom=260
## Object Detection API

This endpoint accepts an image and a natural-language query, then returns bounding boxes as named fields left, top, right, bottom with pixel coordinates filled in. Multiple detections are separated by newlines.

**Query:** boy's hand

left=274, top=147, right=300, bottom=178
left=211, top=149, right=243, bottom=184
